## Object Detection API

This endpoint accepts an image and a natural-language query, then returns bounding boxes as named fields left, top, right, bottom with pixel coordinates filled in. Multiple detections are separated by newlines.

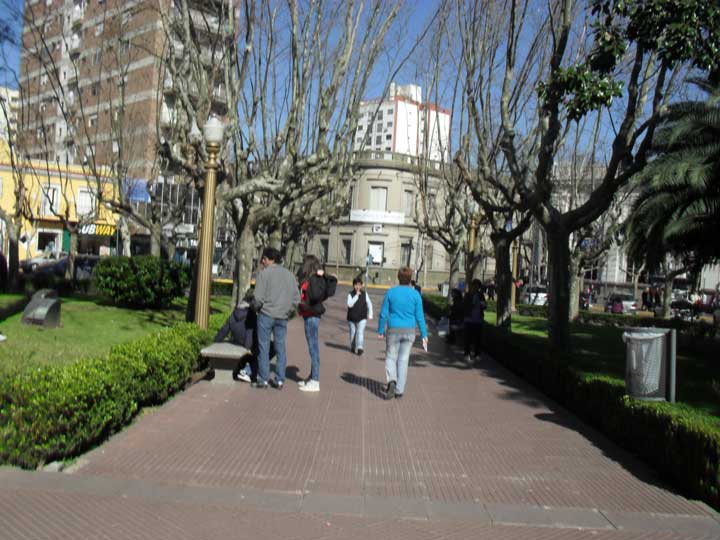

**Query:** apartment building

left=0, top=86, right=19, bottom=141
left=353, top=83, right=451, bottom=162
left=17, top=0, right=233, bottom=251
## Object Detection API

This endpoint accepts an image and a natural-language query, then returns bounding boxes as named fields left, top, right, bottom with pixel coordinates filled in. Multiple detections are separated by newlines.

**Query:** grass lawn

left=0, top=294, right=233, bottom=375
left=485, top=311, right=720, bottom=417
left=0, top=294, right=25, bottom=310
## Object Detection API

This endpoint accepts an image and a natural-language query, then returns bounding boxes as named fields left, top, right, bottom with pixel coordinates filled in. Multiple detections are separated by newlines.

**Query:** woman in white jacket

left=346, top=277, right=373, bottom=355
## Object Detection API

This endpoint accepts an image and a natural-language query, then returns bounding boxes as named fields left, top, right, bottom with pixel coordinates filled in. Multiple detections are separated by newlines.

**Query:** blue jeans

left=303, top=316, right=321, bottom=381
left=257, top=312, right=288, bottom=384
left=348, top=319, right=367, bottom=351
left=385, top=332, right=415, bottom=395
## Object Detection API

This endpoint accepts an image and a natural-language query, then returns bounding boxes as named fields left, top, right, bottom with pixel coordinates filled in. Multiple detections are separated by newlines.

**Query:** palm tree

left=627, top=77, right=720, bottom=274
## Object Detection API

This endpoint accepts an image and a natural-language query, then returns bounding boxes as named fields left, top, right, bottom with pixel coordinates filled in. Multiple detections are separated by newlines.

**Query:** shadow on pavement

left=340, top=371, right=385, bottom=400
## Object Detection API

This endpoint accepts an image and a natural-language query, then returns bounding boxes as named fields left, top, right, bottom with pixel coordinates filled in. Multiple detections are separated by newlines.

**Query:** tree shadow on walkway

left=340, top=372, right=385, bottom=400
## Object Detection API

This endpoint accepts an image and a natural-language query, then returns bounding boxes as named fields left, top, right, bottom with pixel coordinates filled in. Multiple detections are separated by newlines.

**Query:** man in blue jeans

left=251, top=247, right=300, bottom=389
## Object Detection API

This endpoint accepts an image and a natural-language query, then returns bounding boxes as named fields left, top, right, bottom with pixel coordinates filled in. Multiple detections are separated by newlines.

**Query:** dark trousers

left=463, top=322, right=483, bottom=356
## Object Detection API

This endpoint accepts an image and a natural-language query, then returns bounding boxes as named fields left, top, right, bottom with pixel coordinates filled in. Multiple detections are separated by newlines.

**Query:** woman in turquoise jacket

left=377, top=266, right=428, bottom=399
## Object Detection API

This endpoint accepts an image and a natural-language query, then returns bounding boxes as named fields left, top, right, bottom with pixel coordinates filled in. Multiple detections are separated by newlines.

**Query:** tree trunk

left=67, top=229, right=78, bottom=283
left=119, top=217, right=132, bottom=256
left=663, top=275, right=673, bottom=319
left=494, top=237, right=512, bottom=332
left=447, top=245, right=461, bottom=299
left=568, top=255, right=582, bottom=321
left=547, top=230, right=571, bottom=349
left=233, top=225, right=255, bottom=304
left=7, top=224, right=20, bottom=291
left=150, top=224, right=162, bottom=257
left=633, top=262, right=646, bottom=304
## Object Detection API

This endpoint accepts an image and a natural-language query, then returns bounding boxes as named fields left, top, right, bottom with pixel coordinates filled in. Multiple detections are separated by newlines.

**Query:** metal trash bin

left=622, top=328, right=668, bottom=401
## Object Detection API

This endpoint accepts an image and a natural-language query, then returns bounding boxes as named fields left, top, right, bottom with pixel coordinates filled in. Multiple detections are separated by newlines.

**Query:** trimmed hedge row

left=0, top=313, right=225, bottom=468
left=423, top=295, right=720, bottom=510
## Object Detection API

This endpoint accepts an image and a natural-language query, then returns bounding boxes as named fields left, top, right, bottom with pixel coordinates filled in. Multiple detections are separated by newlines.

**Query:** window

left=342, top=239, right=351, bottom=264
left=385, top=134, right=391, bottom=140
left=376, top=123, right=382, bottom=132
left=357, top=125, right=363, bottom=131
left=320, top=239, right=329, bottom=263
left=40, top=73, right=48, bottom=86
left=37, top=231, right=60, bottom=252
left=386, top=121, right=392, bottom=128
left=403, top=190, right=414, bottom=216
left=387, top=108, right=393, bottom=115
left=77, top=188, right=95, bottom=217
left=91, top=82, right=100, bottom=96
left=401, top=242, right=412, bottom=267
left=41, top=185, right=60, bottom=215
left=424, top=242, right=434, bottom=270
left=377, top=110, right=383, bottom=120
left=88, top=114, right=97, bottom=127
left=369, top=186, right=387, bottom=211
left=112, top=140, right=119, bottom=153
left=375, top=135, right=381, bottom=145
left=93, top=50, right=101, bottom=64
left=367, top=241, right=384, bottom=266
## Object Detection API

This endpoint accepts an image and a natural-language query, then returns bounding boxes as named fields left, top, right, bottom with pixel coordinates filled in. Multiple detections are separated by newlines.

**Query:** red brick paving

left=1, top=291, right=718, bottom=539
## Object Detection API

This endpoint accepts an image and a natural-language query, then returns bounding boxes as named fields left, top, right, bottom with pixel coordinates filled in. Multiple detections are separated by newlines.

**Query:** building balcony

left=68, top=35, right=81, bottom=56
left=350, top=209, right=406, bottom=225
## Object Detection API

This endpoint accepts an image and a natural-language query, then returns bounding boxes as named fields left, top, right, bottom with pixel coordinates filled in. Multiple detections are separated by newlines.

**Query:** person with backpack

left=463, top=279, right=487, bottom=362
left=297, top=254, right=337, bottom=392
left=347, top=277, right=373, bottom=355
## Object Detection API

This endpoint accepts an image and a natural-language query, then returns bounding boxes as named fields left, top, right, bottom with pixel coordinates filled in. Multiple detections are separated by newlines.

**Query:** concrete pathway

left=1, top=291, right=718, bottom=539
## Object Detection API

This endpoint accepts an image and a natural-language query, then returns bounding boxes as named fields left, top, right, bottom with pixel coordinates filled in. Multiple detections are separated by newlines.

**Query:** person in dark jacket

left=462, top=279, right=486, bottom=361
left=347, top=277, right=374, bottom=355
left=297, top=254, right=337, bottom=392
left=214, top=290, right=258, bottom=383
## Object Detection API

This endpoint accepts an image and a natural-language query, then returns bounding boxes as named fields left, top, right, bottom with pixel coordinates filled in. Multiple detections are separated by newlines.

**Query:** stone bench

left=200, top=342, right=251, bottom=372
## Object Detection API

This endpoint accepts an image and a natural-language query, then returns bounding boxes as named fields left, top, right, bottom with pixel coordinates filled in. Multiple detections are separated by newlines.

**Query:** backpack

left=323, top=275, right=337, bottom=300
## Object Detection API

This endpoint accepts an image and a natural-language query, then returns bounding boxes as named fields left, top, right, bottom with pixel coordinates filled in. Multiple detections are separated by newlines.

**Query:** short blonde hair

left=397, top=266, right=413, bottom=285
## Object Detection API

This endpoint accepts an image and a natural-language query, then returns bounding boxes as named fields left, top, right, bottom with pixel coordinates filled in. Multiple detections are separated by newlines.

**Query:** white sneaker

left=0, top=334, right=6, bottom=342
left=299, top=379, right=320, bottom=392
left=235, top=369, right=251, bottom=383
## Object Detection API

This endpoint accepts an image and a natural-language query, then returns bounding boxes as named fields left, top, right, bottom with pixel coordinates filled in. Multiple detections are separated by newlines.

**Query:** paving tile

left=485, top=503, right=614, bottom=529
left=602, top=510, right=720, bottom=536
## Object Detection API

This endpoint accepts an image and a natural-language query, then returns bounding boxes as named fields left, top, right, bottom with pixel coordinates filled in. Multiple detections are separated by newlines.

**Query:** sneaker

left=464, top=354, right=472, bottom=362
left=251, top=381, right=268, bottom=389
left=235, top=369, right=251, bottom=383
left=385, top=380, right=396, bottom=400
left=270, top=379, right=284, bottom=390
left=299, top=379, right=320, bottom=392
left=357, top=348, right=364, bottom=356
left=0, top=334, right=6, bottom=343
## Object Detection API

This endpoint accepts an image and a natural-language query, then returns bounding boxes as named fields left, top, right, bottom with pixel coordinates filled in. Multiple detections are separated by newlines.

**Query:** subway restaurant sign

left=79, top=223, right=116, bottom=236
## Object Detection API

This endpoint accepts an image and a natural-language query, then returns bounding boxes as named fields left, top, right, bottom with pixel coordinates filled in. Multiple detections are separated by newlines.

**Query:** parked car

left=20, top=251, right=68, bottom=274
left=604, top=293, right=638, bottom=315
left=670, top=298, right=695, bottom=321
left=520, top=285, right=548, bottom=306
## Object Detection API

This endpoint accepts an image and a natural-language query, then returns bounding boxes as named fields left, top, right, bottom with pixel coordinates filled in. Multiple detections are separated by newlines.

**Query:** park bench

left=200, top=342, right=251, bottom=373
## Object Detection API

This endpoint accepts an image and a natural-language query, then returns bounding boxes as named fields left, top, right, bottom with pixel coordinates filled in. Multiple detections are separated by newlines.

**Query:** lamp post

left=194, top=115, right=225, bottom=330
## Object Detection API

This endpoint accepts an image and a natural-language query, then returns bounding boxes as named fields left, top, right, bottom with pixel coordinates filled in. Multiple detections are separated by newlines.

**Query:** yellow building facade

left=0, top=141, right=118, bottom=260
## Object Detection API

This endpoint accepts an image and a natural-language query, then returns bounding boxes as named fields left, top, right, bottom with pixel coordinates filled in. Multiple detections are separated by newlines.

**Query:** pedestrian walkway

left=1, top=292, right=718, bottom=539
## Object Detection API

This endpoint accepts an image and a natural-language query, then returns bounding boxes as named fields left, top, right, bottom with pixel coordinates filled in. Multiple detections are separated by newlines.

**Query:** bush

left=93, top=256, right=190, bottom=309
left=0, top=317, right=224, bottom=468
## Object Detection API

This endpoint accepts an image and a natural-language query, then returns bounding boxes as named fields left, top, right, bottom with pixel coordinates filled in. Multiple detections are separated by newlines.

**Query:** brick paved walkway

left=1, top=291, right=718, bottom=539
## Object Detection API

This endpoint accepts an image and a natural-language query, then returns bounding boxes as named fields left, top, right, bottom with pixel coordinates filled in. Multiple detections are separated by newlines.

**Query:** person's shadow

left=340, top=372, right=385, bottom=399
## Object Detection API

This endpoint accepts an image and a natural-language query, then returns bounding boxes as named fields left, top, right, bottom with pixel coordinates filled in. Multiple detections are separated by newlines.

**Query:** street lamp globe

left=203, top=115, right=225, bottom=145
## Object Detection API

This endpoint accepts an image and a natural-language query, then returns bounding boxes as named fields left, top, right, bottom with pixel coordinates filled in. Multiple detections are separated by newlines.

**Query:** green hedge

left=0, top=313, right=225, bottom=468
left=93, top=256, right=190, bottom=309
left=423, top=295, right=720, bottom=510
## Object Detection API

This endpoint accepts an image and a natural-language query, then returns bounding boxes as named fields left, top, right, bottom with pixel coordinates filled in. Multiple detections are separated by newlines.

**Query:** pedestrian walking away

left=251, top=247, right=300, bottom=389
left=297, top=255, right=337, bottom=392
left=298, top=255, right=337, bottom=392
left=347, top=277, right=373, bottom=355
left=214, top=289, right=258, bottom=383
left=463, top=279, right=487, bottom=362
left=377, top=266, right=428, bottom=400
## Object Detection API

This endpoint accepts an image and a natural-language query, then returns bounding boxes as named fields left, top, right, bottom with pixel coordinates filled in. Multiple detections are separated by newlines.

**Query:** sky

left=0, top=0, right=24, bottom=88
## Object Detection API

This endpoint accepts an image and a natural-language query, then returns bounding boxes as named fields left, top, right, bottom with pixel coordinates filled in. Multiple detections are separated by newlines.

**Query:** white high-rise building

left=0, top=86, right=19, bottom=141
left=353, top=83, right=451, bottom=162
